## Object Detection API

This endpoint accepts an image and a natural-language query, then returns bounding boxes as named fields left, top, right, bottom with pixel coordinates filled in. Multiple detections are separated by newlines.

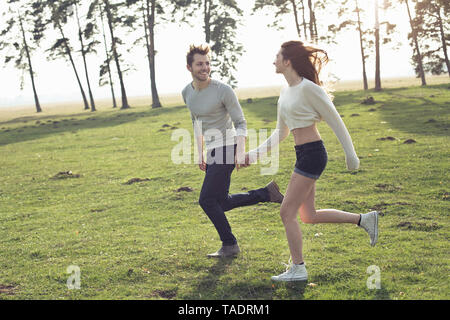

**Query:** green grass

left=0, top=83, right=449, bottom=300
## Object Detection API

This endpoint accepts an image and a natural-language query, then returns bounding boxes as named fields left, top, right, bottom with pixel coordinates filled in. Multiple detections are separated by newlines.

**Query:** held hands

left=235, top=152, right=249, bottom=170
left=197, top=153, right=251, bottom=171
left=235, top=152, right=256, bottom=170
left=198, top=151, right=254, bottom=171
left=198, top=155, right=206, bottom=171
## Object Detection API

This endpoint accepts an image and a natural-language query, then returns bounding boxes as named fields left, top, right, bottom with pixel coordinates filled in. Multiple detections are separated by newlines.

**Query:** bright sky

left=0, top=0, right=415, bottom=107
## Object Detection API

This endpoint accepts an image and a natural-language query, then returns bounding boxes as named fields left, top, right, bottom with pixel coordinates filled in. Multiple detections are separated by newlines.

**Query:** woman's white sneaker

left=271, top=263, right=308, bottom=282
left=358, top=211, right=379, bottom=246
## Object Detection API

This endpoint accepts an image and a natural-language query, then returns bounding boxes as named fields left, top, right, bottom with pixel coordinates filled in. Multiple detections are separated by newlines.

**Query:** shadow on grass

left=180, top=258, right=235, bottom=299
left=241, top=97, right=278, bottom=124
left=180, top=257, right=307, bottom=300
left=336, top=85, right=450, bottom=137
left=0, top=105, right=185, bottom=146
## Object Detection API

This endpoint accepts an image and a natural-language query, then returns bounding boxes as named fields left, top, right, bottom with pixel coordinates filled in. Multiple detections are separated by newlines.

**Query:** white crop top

left=249, top=78, right=360, bottom=170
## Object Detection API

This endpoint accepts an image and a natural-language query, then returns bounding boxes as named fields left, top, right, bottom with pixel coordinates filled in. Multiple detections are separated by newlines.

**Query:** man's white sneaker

left=271, top=263, right=308, bottom=282
left=358, top=211, right=379, bottom=246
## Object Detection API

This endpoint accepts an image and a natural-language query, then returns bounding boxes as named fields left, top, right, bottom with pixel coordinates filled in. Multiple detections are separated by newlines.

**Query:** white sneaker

left=271, top=262, right=308, bottom=282
left=359, top=211, right=379, bottom=246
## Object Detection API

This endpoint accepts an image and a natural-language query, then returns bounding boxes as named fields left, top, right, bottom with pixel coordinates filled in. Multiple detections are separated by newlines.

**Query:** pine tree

left=414, top=0, right=449, bottom=76
left=1, top=0, right=43, bottom=112
left=176, top=0, right=244, bottom=88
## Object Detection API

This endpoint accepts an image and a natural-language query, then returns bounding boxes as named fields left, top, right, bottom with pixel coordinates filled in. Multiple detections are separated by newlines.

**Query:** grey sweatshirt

left=182, top=79, right=247, bottom=150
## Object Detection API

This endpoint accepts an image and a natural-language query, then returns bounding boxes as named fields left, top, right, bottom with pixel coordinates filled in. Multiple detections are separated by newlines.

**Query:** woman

left=245, top=41, right=379, bottom=282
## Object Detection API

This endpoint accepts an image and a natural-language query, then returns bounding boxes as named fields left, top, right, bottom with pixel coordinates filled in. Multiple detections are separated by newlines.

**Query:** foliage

left=175, top=0, right=244, bottom=88
left=0, top=0, right=41, bottom=90
left=410, top=0, right=450, bottom=75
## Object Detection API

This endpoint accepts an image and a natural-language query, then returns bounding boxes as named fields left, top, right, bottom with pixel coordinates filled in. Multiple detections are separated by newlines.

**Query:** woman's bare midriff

left=291, top=124, right=322, bottom=146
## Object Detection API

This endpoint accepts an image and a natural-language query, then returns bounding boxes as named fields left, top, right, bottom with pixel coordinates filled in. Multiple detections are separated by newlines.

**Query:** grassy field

left=0, top=80, right=449, bottom=300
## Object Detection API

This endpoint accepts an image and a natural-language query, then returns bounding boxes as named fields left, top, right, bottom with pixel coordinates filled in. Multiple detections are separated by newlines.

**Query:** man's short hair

left=186, top=44, right=210, bottom=66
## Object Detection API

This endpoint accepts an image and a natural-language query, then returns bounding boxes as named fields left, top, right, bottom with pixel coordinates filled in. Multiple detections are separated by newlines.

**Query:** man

left=181, top=44, right=284, bottom=258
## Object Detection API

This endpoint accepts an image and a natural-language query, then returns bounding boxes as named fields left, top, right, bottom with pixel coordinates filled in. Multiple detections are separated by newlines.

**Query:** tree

left=374, top=0, right=381, bottom=91
left=331, top=0, right=371, bottom=90
left=124, top=0, right=163, bottom=108
left=40, top=0, right=90, bottom=110
left=253, top=1, right=340, bottom=45
left=95, top=2, right=117, bottom=108
left=373, top=0, right=398, bottom=91
left=206, top=0, right=244, bottom=87
left=103, top=0, right=130, bottom=109
left=355, top=0, right=369, bottom=90
left=176, top=0, right=244, bottom=88
left=330, top=0, right=398, bottom=90
left=402, top=0, right=426, bottom=85
left=1, top=0, right=42, bottom=112
left=414, top=0, right=449, bottom=77
left=253, top=0, right=308, bottom=40
left=144, top=0, right=161, bottom=108
left=86, top=0, right=117, bottom=108
left=74, top=1, right=98, bottom=111
left=307, top=0, right=317, bottom=42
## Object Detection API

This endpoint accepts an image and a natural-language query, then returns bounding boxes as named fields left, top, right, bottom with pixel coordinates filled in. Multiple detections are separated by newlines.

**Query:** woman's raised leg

left=299, top=184, right=360, bottom=224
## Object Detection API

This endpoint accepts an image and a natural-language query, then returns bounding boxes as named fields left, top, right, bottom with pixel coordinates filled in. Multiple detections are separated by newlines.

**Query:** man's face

left=187, top=53, right=211, bottom=82
left=273, top=49, right=287, bottom=74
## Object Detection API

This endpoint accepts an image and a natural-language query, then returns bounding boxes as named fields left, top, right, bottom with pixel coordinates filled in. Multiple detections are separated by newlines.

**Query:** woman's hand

left=235, top=151, right=247, bottom=170
left=245, top=152, right=257, bottom=166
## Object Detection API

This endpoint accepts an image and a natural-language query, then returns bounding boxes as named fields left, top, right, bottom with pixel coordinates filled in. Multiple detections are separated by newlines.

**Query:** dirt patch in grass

left=176, top=187, right=193, bottom=192
left=124, top=178, right=151, bottom=185
left=375, top=184, right=402, bottom=192
left=0, top=284, right=18, bottom=295
left=397, top=221, right=442, bottom=232
left=151, top=289, right=177, bottom=299
left=50, top=171, right=81, bottom=179
left=370, top=201, right=411, bottom=214
left=361, top=96, right=376, bottom=105
left=377, top=136, right=396, bottom=141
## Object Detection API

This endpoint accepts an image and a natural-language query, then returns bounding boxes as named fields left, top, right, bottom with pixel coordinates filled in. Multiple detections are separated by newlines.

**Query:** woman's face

left=273, top=48, right=287, bottom=74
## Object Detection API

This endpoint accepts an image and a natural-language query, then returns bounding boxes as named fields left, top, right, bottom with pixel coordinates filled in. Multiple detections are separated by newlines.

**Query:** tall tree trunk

left=405, top=0, right=426, bottom=85
left=104, top=0, right=130, bottom=109
left=374, top=0, right=382, bottom=91
left=290, top=0, right=301, bottom=39
left=355, top=0, right=368, bottom=90
left=146, top=0, right=161, bottom=108
left=435, top=5, right=450, bottom=77
left=313, top=14, right=318, bottom=42
left=307, top=0, right=317, bottom=43
left=18, top=11, right=41, bottom=113
left=300, top=0, right=308, bottom=40
left=99, top=2, right=117, bottom=108
left=204, top=0, right=211, bottom=43
left=57, top=22, right=90, bottom=109
left=75, top=3, right=96, bottom=111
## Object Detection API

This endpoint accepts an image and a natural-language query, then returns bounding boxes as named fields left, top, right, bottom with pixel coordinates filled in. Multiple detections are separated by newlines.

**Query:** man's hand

left=235, top=152, right=247, bottom=171
left=244, top=152, right=256, bottom=166
left=235, top=135, right=247, bottom=171
left=198, top=156, right=206, bottom=171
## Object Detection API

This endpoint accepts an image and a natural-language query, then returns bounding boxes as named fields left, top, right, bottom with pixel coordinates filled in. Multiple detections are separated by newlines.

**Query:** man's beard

left=194, top=73, right=210, bottom=82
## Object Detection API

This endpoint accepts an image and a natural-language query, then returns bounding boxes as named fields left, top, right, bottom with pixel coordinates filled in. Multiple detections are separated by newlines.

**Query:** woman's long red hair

left=281, top=41, right=329, bottom=86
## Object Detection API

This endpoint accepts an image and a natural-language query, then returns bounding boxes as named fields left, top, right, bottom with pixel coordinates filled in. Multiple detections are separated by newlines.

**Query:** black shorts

left=294, top=140, right=328, bottom=180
